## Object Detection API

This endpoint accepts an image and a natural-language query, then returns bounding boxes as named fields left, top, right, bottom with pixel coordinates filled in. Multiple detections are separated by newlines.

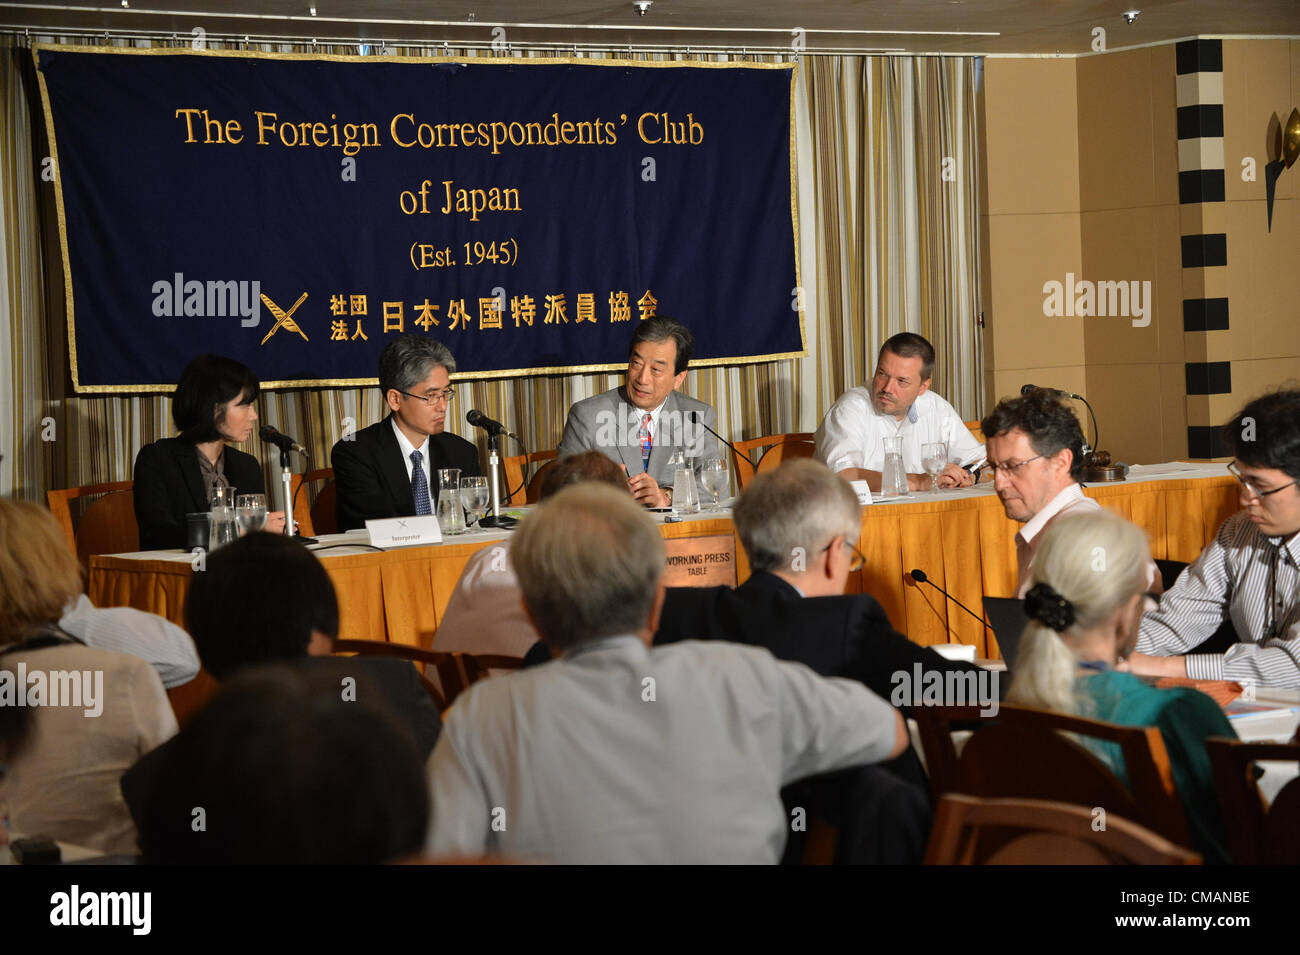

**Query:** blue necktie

left=410, top=450, right=432, bottom=516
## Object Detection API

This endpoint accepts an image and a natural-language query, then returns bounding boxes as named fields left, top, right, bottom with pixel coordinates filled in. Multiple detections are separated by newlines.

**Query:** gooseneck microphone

left=466, top=409, right=519, bottom=440
left=466, top=410, right=523, bottom=529
left=1019, top=384, right=1099, bottom=457
left=909, top=569, right=995, bottom=636
left=686, top=411, right=756, bottom=469
left=259, top=425, right=309, bottom=457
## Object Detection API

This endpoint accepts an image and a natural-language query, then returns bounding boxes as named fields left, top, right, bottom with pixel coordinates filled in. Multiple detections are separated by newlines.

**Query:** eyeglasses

left=1227, top=461, right=1298, bottom=502
left=985, top=454, right=1044, bottom=478
left=821, top=539, right=867, bottom=573
left=398, top=387, right=456, bottom=406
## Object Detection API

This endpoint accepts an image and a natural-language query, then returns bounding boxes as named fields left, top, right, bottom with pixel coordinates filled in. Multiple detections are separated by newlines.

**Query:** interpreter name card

left=365, top=515, right=443, bottom=549
left=850, top=480, right=873, bottom=506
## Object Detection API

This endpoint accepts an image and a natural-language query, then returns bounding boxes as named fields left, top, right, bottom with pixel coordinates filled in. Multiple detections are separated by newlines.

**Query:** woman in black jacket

left=133, top=355, right=286, bottom=549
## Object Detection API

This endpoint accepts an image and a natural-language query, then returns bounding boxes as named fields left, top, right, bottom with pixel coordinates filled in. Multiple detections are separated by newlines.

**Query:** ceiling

left=0, top=0, right=1297, bottom=55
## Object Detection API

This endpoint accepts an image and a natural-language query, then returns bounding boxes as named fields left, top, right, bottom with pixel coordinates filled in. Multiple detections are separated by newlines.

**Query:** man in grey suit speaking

left=557, top=316, right=719, bottom=508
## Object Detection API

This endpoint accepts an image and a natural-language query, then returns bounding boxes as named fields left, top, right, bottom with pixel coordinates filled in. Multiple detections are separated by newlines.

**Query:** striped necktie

left=637, top=413, right=653, bottom=472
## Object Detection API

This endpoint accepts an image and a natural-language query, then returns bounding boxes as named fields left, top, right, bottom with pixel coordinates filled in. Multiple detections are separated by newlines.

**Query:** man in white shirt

left=425, top=482, right=907, bottom=864
left=816, top=333, right=984, bottom=492
left=59, top=593, right=199, bottom=689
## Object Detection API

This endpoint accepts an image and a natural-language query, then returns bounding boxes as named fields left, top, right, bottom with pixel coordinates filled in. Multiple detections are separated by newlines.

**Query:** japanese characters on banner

left=34, top=47, right=804, bottom=392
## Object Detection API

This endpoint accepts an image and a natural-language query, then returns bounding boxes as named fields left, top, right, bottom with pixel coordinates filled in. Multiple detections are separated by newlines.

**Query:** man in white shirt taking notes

left=425, top=482, right=907, bottom=864
left=816, top=332, right=984, bottom=493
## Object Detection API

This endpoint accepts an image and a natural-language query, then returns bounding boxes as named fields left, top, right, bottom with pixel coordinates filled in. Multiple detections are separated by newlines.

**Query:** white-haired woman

left=1007, top=509, right=1236, bottom=863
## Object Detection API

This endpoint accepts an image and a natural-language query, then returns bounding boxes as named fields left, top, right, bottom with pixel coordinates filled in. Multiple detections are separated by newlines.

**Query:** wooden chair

left=925, top=794, right=1201, bottom=865
left=732, top=433, right=815, bottom=489
left=1206, top=737, right=1300, bottom=864
left=166, top=668, right=220, bottom=729
left=47, top=480, right=139, bottom=566
left=332, top=638, right=465, bottom=712
left=458, top=653, right=526, bottom=685
left=289, top=467, right=337, bottom=537
left=501, top=449, right=558, bottom=504
left=913, top=703, right=1192, bottom=848
left=964, top=420, right=986, bottom=444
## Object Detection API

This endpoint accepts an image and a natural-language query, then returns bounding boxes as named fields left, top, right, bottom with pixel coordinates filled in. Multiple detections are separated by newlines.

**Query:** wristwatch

left=663, top=486, right=673, bottom=506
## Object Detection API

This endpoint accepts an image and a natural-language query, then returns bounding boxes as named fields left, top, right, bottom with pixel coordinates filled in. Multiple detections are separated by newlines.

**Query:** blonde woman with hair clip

left=1007, top=509, right=1238, bottom=864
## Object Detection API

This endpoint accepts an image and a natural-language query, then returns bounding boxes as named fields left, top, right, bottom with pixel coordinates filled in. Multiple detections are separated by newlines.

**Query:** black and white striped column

left=1176, top=38, right=1230, bottom=459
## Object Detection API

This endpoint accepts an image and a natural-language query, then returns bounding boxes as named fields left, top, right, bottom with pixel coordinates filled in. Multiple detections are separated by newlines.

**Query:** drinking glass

left=921, top=442, right=948, bottom=493
left=460, top=476, right=490, bottom=529
left=209, top=485, right=238, bottom=549
left=699, top=457, right=730, bottom=510
left=436, top=468, right=465, bottom=535
left=235, top=493, right=268, bottom=535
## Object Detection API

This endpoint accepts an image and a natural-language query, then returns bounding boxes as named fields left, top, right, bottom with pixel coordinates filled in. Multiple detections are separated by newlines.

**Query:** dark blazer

left=133, top=437, right=266, bottom=551
left=120, top=655, right=442, bottom=856
left=655, top=571, right=989, bottom=712
left=302, top=655, right=442, bottom=759
left=331, top=415, right=481, bottom=532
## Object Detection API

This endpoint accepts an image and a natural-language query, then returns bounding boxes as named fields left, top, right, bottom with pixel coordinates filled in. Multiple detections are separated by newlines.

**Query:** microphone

left=466, top=409, right=518, bottom=440
left=1018, top=384, right=1100, bottom=460
left=686, top=410, right=756, bottom=468
left=908, top=569, right=994, bottom=636
left=1020, top=383, right=1082, bottom=401
left=259, top=425, right=308, bottom=457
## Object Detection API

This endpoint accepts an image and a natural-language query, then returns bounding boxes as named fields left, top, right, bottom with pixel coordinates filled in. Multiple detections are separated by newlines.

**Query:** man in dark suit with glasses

left=331, top=335, right=481, bottom=532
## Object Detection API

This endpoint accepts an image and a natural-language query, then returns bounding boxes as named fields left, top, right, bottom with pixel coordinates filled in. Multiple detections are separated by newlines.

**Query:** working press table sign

left=34, top=47, right=803, bottom=392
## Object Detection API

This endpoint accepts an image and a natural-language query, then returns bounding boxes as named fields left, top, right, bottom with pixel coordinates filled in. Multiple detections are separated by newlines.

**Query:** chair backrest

left=458, top=653, right=525, bottom=685
left=289, top=467, right=337, bottom=537
left=165, top=668, right=220, bottom=729
left=501, top=449, right=558, bottom=505
left=732, top=433, right=815, bottom=489
left=913, top=703, right=1190, bottom=847
left=332, top=638, right=460, bottom=711
left=964, top=420, right=986, bottom=444
left=925, top=793, right=1201, bottom=865
left=1205, top=737, right=1300, bottom=864
left=47, top=481, right=139, bottom=566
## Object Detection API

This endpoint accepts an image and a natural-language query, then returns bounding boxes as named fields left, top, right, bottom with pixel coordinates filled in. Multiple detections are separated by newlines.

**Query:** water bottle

left=879, top=436, right=909, bottom=499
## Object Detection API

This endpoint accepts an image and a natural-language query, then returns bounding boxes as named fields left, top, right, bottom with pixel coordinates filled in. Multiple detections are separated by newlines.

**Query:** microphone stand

left=478, top=431, right=519, bottom=529
left=279, top=448, right=294, bottom=537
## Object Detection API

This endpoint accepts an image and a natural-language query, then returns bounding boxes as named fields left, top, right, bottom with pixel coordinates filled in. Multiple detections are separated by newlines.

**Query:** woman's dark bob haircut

left=172, top=355, right=260, bottom=444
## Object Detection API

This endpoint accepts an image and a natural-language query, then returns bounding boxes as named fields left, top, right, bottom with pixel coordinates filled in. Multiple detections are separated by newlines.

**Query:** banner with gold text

left=34, top=47, right=803, bottom=392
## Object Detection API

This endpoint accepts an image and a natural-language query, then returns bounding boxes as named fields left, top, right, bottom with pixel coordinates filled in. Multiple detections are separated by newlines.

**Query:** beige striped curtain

left=0, top=36, right=984, bottom=506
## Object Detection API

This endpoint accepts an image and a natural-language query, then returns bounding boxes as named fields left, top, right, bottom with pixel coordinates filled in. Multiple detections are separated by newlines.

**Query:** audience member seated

left=59, top=594, right=199, bottom=689
left=1007, top=509, right=1236, bottom=863
left=1132, top=390, right=1300, bottom=688
left=657, top=458, right=990, bottom=710
left=980, top=388, right=1160, bottom=598
left=183, top=532, right=441, bottom=758
left=132, top=354, right=286, bottom=550
left=425, top=483, right=908, bottom=863
left=0, top=499, right=176, bottom=855
left=126, top=664, right=427, bottom=864
left=434, top=450, right=628, bottom=660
